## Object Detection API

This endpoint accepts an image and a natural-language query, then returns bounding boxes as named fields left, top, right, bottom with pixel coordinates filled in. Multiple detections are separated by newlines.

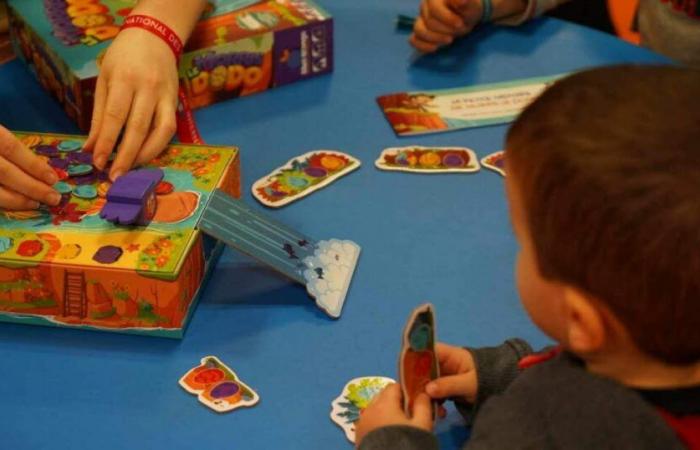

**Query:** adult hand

left=84, top=27, right=178, bottom=181
left=410, top=0, right=483, bottom=53
left=0, top=126, right=60, bottom=210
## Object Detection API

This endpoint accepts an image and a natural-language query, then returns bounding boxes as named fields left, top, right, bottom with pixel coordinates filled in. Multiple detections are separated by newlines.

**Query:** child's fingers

left=0, top=186, right=40, bottom=211
left=0, top=127, right=57, bottom=186
left=420, top=2, right=460, bottom=34
left=410, top=33, right=441, bottom=53
left=426, top=372, right=476, bottom=400
left=426, top=0, right=465, bottom=29
left=135, top=99, right=177, bottom=167
left=414, top=18, right=454, bottom=46
left=94, top=80, right=134, bottom=178
left=83, top=76, right=109, bottom=170
left=0, top=157, right=60, bottom=206
left=411, top=393, right=434, bottom=431
left=110, top=92, right=157, bottom=180
left=436, top=343, right=475, bottom=375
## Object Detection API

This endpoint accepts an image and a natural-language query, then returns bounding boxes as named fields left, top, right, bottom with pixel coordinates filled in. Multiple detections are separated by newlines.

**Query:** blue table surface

left=0, top=2, right=668, bottom=449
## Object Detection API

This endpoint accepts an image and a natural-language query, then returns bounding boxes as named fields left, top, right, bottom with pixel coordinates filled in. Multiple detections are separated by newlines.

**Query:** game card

left=377, top=74, right=565, bottom=136
left=399, top=304, right=439, bottom=419
left=330, top=376, right=395, bottom=443
left=481, top=151, right=505, bottom=176
left=375, top=146, right=480, bottom=173
left=179, top=356, right=259, bottom=413
left=252, top=150, right=360, bottom=208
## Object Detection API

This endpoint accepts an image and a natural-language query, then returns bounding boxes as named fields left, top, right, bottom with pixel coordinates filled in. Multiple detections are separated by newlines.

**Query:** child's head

left=505, top=65, right=700, bottom=365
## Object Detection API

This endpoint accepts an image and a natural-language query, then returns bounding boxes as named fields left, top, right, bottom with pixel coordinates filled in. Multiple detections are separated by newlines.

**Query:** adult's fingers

left=0, top=157, right=60, bottom=206
left=411, top=393, right=434, bottom=430
left=0, top=186, right=41, bottom=210
left=84, top=73, right=107, bottom=160
left=426, top=0, right=465, bottom=29
left=420, top=1, right=459, bottom=34
left=93, top=79, right=134, bottom=173
left=426, top=373, right=476, bottom=399
left=0, top=127, right=57, bottom=186
left=110, top=91, right=157, bottom=180
left=134, top=99, right=177, bottom=167
left=410, top=33, right=440, bottom=53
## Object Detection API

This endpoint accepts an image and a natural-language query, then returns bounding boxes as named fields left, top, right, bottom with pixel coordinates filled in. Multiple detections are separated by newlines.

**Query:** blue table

left=0, top=2, right=668, bottom=449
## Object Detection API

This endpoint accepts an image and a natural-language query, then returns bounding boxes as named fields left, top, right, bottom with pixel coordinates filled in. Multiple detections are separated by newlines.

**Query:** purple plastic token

left=73, top=173, right=98, bottom=185
left=210, top=381, right=240, bottom=399
left=35, top=145, right=59, bottom=157
left=48, top=158, right=70, bottom=170
left=68, top=152, right=93, bottom=165
left=92, top=245, right=123, bottom=264
left=304, top=167, right=327, bottom=178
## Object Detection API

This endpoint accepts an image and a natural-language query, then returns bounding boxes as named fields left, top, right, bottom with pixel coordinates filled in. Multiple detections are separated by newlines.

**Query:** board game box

left=7, top=0, right=333, bottom=130
left=0, top=132, right=240, bottom=338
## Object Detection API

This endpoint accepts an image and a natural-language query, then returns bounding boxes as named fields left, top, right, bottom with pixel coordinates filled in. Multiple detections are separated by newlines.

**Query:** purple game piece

left=48, top=158, right=70, bottom=170
left=92, top=245, right=123, bottom=264
left=35, top=145, right=59, bottom=157
left=73, top=173, right=98, bottom=185
left=100, top=168, right=164, bottom=226
left=67, top=152, right=93, bottom=165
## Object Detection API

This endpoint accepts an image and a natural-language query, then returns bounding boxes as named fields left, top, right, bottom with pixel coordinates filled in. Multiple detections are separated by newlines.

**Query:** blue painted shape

left=53, top=181, right=72, bottom=195
left=67, top=164, right=92, bottom=176
left=57, top=140, right=82, bottom=152
left=72, top=185, right=97, bottom=199
left=0, top=236, right=13, bottom=253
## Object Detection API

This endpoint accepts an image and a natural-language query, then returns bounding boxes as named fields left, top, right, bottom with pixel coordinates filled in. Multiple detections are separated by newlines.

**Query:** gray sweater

left=359, top=340, right=686, bottom=450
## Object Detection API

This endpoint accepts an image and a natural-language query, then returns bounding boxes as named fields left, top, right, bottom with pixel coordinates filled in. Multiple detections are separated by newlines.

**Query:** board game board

left=0, top=132, right=240, bottom=337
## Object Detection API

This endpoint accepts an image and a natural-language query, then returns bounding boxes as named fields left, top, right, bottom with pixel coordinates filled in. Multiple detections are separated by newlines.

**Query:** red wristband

left=121, top=15, right=183, bottom=61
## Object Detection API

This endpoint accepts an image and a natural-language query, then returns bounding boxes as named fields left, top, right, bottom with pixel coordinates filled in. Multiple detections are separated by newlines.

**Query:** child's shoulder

left=469, top=353, right=684, bottom=450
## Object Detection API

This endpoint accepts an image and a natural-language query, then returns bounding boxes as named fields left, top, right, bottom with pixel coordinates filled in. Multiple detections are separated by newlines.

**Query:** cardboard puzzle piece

left=399, top=304, right=439, bottom=419
left=252, top=150, right=361, bottom=207
left=481, top=151, right=505, bottom=177
left=375, top=146, right=480, bottom=173
left=330, top=376, right=395, bottom=443
left=100, top=169, right=164, bottom=226
left=179, top=356, right=259, bottom=413
left=198, top=190, right=360, bottom=318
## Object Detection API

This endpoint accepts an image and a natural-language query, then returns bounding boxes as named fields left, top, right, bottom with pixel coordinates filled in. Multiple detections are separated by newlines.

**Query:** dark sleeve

left=358, top=426, right=439, bottom=450
left=454, top=338, right=534, bottom=424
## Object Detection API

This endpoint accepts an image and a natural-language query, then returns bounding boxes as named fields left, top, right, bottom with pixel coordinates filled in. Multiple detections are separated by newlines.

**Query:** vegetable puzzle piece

left=198, top=190, right=360, bottom=318
left=252, top=150, right=361, bottom=208
left=100, top=168, right=164, bottom=225
left=179, top=356, right=259, bottom=413
left=399, top=304, right=439, bottom=420
left=375, top=146, right=480, bottom=173
left=330, top=376, right=395, bottom=443
left=481, top=151, right=505, bottom=176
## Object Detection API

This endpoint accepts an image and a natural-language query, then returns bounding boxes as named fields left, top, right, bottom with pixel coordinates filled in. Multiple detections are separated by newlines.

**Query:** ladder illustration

left=63, top=271, right=87, bottom=318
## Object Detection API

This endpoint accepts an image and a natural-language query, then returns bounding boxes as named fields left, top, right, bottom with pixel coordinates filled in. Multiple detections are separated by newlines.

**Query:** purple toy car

left=100, top=168, right=164, bottom=226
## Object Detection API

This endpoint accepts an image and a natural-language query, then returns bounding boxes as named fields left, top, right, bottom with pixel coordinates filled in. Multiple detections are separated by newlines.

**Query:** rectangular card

left=399, top=304, right=439, bottom=419
left=377, top=74, right=565, bottom=136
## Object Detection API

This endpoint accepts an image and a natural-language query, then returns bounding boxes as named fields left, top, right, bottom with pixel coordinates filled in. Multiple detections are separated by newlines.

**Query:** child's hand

left=84, top=27, right=179, bottom=181
left=426, top=343, right=478, bottom=403
left=355, top=384, right=433, bottom=447
left=0, top=126, right=60, bottom=210
left=410, top=0, right=483, bottom=53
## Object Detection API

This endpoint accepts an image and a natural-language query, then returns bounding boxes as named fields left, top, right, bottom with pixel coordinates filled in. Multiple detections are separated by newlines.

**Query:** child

left=355, top=65, right=700, bottom=449
left=412, top=0, right=700, bottom=68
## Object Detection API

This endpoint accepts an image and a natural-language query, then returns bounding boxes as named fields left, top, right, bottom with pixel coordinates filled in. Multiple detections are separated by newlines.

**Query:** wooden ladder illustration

left=63, top=271, right=87, bottom=318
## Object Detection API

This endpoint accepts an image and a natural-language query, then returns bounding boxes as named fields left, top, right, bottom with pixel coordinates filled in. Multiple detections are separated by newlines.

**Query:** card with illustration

left=375, top=146, right=480, bottom=173
left=376, top=74, right=565, bottom=136
left=481, top=151, right=505, bottom=176
left=252, top=150, right=360, bottom=207
left=198, top=190, right=360, bottom=318
left=330, top=376, right=395, bottom=443
left=180, top=356, right=259, bottom=413
left=399, top=304, right=439, bottom=419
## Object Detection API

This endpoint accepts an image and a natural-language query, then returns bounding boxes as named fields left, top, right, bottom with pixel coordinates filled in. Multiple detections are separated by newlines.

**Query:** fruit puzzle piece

left=179, top=356, right=260, bottom=413
left=100, top=169, right=164, bottom=226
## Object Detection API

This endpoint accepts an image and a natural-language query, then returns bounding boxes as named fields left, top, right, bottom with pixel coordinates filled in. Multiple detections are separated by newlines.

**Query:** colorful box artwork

left=8, top=0, right=333, bottom=130
left=0, top=132, right=240, bottom=338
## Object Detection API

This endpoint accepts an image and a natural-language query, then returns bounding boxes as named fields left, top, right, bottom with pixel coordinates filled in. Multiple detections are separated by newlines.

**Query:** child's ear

left=562, top=287, right=606, bottom=354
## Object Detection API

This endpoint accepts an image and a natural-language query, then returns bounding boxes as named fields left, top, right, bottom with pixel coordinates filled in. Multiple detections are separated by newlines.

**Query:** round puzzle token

left=67, top=164, right=93, bottom=176
left=73, top=185, right=97, bottom=199
left=58, top=140, right=82, bottom=152
left=53, top=181, right=73, bottom=195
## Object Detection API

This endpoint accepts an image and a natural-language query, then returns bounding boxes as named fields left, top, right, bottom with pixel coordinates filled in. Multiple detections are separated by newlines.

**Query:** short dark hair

left=506, top=65, right=700, bottom=364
